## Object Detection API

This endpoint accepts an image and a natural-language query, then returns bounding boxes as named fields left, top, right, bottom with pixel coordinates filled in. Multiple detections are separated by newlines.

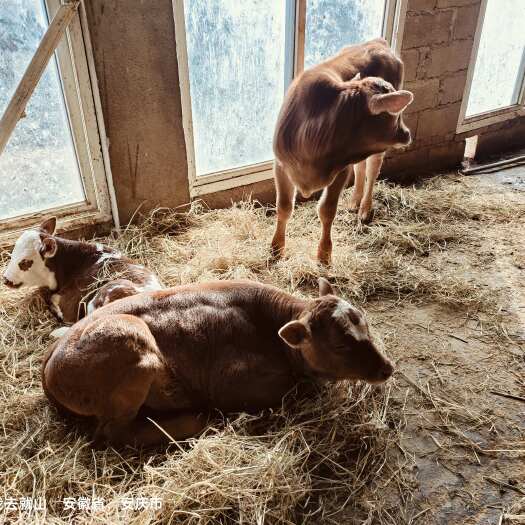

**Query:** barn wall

left=85, top=1, right=190, bottom=223
left=384, top=0, right=525, bottom=180
left=86, top=0, right=525, bottom=219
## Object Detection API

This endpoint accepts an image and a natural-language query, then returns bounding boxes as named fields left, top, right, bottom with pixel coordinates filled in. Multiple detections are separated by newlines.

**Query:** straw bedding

left=0, top=174, right=523, bottom=524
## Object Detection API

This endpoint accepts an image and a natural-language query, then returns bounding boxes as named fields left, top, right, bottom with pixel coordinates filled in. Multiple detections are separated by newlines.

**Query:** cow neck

left=44, top=238, right=101, bottom=291
left=254, top=286, right=312, bottom=374
left=256, top=286, right=307, bottom=329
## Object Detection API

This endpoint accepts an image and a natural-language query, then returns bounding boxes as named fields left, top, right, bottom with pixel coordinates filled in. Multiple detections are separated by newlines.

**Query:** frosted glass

left=0, top=0, right=85, bottom=220
left=466, top=0, right=525, bottom=116
left=184, top=0, right=287, bottom=176
left=305, top=0, right=386, bottom=69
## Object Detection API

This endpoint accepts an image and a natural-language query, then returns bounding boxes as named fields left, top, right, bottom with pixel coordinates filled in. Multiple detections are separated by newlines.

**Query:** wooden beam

left=0, top=1, right=80, bottom=156
left=294, top=0, right=307, bottom=76
left=284, top=0, right=297, bottom=87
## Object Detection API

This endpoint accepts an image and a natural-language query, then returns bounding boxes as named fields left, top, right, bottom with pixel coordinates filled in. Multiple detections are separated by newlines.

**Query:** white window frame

left=0, top=0, right=118, bottom=241
left=456, top=0, right=525, bottom=134
left=173, top=0, right=408, bottom=198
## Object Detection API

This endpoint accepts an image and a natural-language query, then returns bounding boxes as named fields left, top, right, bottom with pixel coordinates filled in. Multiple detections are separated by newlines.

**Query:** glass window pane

left=466, top=0, right=525, bottom=117
left=305, top=0, right=387, bottom=70
left=184, top=0, right=288, bottom=176
left=0, top=0, right=84, bottom=221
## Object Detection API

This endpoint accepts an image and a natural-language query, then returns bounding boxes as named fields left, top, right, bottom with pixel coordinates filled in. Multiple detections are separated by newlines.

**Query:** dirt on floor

left=0, top=170, right=523, bottom=524
left=367, top=170, right=525, bottom=525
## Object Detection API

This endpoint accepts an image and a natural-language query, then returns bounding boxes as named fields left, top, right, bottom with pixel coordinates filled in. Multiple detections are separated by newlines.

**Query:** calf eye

left=18, top=259, right=33, bottom=271
left=348, top=309, right=360, bottom=325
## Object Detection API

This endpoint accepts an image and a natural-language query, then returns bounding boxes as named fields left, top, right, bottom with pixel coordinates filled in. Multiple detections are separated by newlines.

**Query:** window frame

left=0, top=0, right=118, bottom=240
left=173, top=0, right=407, bottom=198
left=456, top=0, right=525, bottom=134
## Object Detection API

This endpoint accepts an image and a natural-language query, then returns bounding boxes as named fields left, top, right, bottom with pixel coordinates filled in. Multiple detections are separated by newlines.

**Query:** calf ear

left=369, top=90, right=413, bottom=115
left=40, top=217, right=57, bottom=235
left=278, top=320, right=310, bottom=348
left=40, top=237, right=57, bottom=258
left=318, top=277, right=334, bottom=296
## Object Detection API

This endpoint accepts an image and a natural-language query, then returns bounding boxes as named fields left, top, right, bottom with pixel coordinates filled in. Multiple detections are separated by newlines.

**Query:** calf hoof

left=90, top=434, right=109, bottom=450
left=348, top=196, right=362, bottom=212
left=318, top=255, right=331, bottom=267
left=317, top=246, right=332, bottom=267
left=92, top=424, right=110, bottom=450
left=358, top=207, right=374, bottom=224
left=270, top=241, right=285, bottom=261
left=50, top=326, right=70, bottom=339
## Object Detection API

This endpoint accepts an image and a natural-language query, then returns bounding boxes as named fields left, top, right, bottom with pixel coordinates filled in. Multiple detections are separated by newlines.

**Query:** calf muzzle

left=378, top=360, right=394, bottom=382
left=3, top=276, right=21, bottom=289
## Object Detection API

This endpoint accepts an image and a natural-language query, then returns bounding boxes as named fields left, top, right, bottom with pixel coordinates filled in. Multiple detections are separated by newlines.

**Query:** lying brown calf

left=2, top=217, right=162, bottom=324
left=42, top=278, right=393, bottom=447
left=271, top=38, right=413, bottom=264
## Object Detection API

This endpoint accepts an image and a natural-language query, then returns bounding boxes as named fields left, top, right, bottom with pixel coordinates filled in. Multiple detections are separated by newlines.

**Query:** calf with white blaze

left=2, top=217, right=163, bottom=324
left=42, top=278, right=394, bottom=447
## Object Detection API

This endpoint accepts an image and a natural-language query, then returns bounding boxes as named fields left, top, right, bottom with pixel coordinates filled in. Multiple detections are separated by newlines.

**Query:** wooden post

left=0, top=1, right=80, bottom=156
left=294, top=0, right=307, bottom=76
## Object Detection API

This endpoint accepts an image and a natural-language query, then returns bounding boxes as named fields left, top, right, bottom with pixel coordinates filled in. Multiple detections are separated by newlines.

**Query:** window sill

left=0, top=208, right=112, bottom=248
left=457, top=104, right=525, bottom=135
left=190, top=164, right=274, bottom=197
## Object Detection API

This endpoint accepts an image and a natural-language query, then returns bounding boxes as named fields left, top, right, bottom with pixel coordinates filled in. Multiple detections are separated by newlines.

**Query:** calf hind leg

left=83, top=316, right=207, bottom=447
left=349, top=160, right=366, bottom=211
left=44, top=314, right=166, bottom=446
left=358, top=152, right=385, bottom=223
left=98, top=411, right=208, bottom=447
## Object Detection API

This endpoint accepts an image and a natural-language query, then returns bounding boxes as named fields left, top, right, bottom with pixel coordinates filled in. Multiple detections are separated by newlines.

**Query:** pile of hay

left=0, top=289, right=396, bottom=523
left=0, top=175, right=522, bottom=523
left=108, top=175, right=519, bottom=313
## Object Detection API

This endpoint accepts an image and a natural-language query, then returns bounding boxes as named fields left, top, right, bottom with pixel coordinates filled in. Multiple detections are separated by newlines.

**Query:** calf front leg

left=349, top=160, right=366, bottom=211
left=270, top=161, right=296, bottom=259
left=317, top=169, right=349, bottom=265
left=358, top=152, right=385, bottom=223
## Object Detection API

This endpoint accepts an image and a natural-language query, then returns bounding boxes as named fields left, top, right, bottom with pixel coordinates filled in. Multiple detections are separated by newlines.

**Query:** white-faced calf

left=271, top=38, right=413, bottom=264
left=3, top=217, right=162, bottom=324
left=42, top=278, right=393, bottom=447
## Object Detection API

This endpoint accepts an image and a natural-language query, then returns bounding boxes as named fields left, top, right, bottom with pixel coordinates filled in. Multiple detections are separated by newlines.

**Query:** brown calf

left=271, top=38, right=413, bottom=264
left=42, top=278, right=394, bottom=447
left=2, top=217, right=162, bottom=324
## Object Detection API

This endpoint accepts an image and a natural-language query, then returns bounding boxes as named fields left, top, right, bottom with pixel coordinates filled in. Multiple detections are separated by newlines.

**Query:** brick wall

left=383, top=0, right=525, bottom=180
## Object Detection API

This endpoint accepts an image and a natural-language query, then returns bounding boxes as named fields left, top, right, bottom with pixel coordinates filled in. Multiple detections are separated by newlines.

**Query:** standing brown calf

left=271, top=38, right=413, bottom=264
left=42, top=278, right=393, bottom=447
